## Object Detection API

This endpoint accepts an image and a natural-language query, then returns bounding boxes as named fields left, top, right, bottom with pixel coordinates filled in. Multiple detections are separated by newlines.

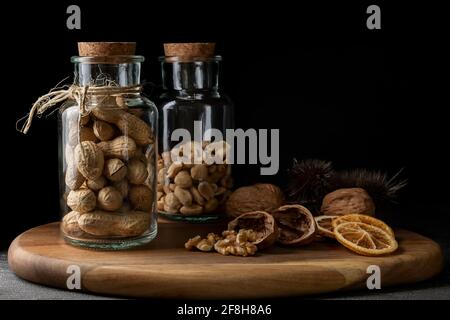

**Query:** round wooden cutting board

left=8, top=221, right=443, bottom=299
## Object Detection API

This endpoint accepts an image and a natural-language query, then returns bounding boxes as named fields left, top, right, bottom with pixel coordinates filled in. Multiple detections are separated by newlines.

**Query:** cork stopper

left=78, top=42, right=136, bottom=56
left=163, top=43, right=215, bottom=57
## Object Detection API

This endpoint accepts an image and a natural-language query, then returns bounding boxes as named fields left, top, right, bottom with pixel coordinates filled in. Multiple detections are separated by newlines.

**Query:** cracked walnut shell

left=272, top=204, right=317, bottom=246
left=228, top=211, right=278, bottom=249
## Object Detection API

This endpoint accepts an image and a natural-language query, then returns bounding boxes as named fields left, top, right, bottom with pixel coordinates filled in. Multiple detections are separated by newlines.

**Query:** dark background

left=0, top=1, right=448, bottom=248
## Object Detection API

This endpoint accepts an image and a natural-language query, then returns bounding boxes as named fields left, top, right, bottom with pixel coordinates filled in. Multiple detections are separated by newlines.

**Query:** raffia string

left=17, top=84, right=141, bottom=134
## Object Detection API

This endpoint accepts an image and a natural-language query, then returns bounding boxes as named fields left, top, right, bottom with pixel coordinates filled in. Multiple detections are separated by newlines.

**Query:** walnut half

left=272, top=204, right=317, bottom=246
left=228, top=211, right=278, bottom=249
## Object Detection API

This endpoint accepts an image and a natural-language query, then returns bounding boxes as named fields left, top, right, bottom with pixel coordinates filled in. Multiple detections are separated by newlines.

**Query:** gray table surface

left=1, top=250, right=449, bottom=300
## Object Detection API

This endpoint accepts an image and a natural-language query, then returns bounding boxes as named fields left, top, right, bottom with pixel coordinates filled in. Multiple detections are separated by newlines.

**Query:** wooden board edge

left=8, top=230, right=97, bottom=294
left=7, top=223, right=446, bottom=299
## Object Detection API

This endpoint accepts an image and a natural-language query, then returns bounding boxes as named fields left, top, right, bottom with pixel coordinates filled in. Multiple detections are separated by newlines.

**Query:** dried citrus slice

left=332, top=214, right=395, bottom=237
left=334, top=222, right=398, bottom=256
left=314, top=215, right=338, bottom=238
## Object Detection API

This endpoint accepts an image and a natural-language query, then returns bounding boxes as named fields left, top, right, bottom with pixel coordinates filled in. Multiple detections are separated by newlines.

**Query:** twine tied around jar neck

left=17, top=82, right=141, bottom=134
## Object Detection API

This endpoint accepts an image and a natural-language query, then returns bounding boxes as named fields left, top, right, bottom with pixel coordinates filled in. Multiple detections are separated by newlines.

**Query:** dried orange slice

left=314, top=215, right=338, bottom=238
left=332, top=214, right=395, bottom=237
left=334, top=222, right=398, bottom=256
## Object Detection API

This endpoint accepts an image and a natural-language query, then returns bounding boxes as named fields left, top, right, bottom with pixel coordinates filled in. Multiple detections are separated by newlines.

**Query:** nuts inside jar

left=157, top=140, right=233, bottom=217
left=61, top=102, right=155, bottom=240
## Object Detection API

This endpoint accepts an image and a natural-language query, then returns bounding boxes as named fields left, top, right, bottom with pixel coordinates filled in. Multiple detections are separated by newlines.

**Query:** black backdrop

left=1, top=1, right=448, bottom=248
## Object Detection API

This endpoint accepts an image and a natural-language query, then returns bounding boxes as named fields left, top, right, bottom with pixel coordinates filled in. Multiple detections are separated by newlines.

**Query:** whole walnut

left=225, top=183, right=284, bottom=218
left=321, top=188, right=375, bottom=216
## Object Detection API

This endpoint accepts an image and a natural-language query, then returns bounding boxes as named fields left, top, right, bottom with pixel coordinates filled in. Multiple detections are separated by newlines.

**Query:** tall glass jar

left=58, top=42, right=158, bottom=249
left=157, top=43, right=234, bottom=222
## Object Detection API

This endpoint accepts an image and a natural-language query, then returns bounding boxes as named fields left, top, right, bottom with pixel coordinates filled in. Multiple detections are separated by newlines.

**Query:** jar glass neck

left=74, top=62, right=141, bottom=87
left=161, top=60, right=220, bottom=95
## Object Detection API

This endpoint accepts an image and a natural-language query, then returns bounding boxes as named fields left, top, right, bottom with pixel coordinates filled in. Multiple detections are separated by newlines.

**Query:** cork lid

left=78, top=42, right=136, bottom=56
left=163, top=43, right=215, bottom=57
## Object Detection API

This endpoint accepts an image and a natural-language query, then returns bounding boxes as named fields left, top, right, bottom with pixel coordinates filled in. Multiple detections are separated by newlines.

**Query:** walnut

left=221, top=229, right=257, bottom=244
left=225, top=183, right=284, bottom=218
left=271, top=204, right=317, bottom=246
left=228, top=211, right=278, bottom=249
left=185, top=235, right=201, bottom=250
left=213, top=229, right=258, bottom=256
left=236, top=229, right=258, bottom=244
left=196, top=239, right=214, bottom=252
left=184, top=233, right=221, bottom=252
left=221, top=230, right=237, bottom=241
left=207, top=232, right=222, bottom=243
left=185, top=230, right=258, bottom=256
left=214, top=236, right=257, bottom=257
left=321, top=188, right=375, bottom=216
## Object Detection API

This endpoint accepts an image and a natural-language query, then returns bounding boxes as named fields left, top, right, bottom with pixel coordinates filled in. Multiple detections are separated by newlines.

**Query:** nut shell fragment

left=228, top=211, right=278, bottom=249
left=272, top=204, right=317, bottom=246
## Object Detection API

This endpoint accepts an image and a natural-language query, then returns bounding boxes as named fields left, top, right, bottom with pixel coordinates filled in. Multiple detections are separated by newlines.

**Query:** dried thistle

left=286, top=159, right=335, bottom=213
left=286, top=158, right=408, bottom=211
left=332, top=168, right=407, bottom=204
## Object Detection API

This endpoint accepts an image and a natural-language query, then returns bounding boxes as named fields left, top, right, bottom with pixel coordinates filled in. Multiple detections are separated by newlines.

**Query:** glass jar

left=157, top=44, right=234, bottom=222
left=59, top=49, right=158, bottom=249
